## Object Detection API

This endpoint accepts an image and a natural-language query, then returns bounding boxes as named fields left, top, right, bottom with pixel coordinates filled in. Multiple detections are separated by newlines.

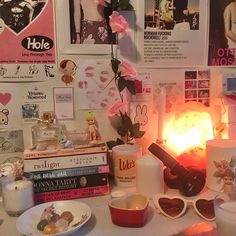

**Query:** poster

left=136, top=0, right=208, bottom=67
left=77, top=59, right=120, bottom=110
left=0, top=0, right=56, bottom=81
left=55, top=0, right=112, bottom=54
left=208, top=0, right=236, bottom=66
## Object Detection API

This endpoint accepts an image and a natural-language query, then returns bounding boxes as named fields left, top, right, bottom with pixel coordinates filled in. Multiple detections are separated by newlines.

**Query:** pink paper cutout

left=0, top=93, right=12, bottom=106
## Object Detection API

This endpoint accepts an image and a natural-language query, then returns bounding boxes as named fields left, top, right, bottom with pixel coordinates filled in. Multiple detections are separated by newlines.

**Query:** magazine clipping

left=208, top=0, right=236, bottom=66
left=136, top=0, right=208, bottom=67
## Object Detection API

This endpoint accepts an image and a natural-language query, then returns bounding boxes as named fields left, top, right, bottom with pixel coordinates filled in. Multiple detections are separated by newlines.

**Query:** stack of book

left=23, top=143, right=110, bottom=204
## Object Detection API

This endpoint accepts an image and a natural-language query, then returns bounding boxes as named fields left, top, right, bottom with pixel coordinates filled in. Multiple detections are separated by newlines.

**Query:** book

left=24, top=142, right=107, bottom=159
left=23, top=152, right=107, bottom=172
left=34, top=185, right=110, bottom=204
left=24, top=164, right=109, bottom=180
left=32, top=173, right=109, bottom=193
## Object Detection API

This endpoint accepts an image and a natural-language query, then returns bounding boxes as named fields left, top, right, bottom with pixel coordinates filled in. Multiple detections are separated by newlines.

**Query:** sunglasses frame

left=153, top=193, right=215, bottom=221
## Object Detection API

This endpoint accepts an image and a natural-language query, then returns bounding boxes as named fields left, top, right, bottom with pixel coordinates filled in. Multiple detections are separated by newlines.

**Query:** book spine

left=24, top=164, right=109, bottom=180
left=33, top=173, right=109, bottom=193
left=24, top=145, right=107, bottom=159
left=23, top=152, right=107, bottom=172
left=34, top=185, right=110, bottom=204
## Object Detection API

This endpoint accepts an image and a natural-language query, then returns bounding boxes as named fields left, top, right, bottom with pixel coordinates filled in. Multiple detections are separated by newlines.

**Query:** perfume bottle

left=31, top=112, right=66, bottom=150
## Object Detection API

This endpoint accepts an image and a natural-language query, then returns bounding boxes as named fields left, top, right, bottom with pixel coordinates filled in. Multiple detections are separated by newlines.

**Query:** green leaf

left=117, top=125, right=128, bottom=137
left=110, top=0, right=119, bottom=10
left=111, top=58, right=121, bottom=74
left=133, top=123, right=140, bottom=131
left=121, top=113, right=133, bottom=128
left=118, top=77, right=126, bottom=92
left=132, top=123, right=145, bottom=138
left=106, top=138, right=124, bottom=149
left=135, top=130, right=145, bottom=138
left=118, top=0, right=134, bottom=10
left=106, top=140, right=118, bottom=150
left=116, top=138, right=125, bottom=145
left=126, top=80, right=136, bottom=95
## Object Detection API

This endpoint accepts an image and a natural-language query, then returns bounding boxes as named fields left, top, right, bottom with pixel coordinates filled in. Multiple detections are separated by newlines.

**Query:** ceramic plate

left=16, top=200, right=92, bottom=236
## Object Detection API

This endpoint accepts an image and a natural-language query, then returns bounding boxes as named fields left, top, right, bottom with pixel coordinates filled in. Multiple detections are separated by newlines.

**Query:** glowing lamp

left=164, top=102, right=214, bottom=169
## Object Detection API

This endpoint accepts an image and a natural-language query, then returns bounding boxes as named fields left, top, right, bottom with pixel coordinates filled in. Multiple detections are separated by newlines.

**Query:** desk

left=0, top=186, right=217, bottom=236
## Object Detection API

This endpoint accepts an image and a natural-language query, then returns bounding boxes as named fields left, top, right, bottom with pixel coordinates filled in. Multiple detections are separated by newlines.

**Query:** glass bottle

left=31, top=112, right=66, bottom=150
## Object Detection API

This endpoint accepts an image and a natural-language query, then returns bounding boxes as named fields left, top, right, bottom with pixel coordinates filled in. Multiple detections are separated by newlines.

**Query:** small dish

left=16, top=200, right=91, bottom=236
left=108, top=193, right=149, bottom=227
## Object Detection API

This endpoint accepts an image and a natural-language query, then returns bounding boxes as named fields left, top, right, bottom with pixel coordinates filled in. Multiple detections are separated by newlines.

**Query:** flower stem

left=102, top=75, right=116, bottom=90
left=114, top=77, right=123, bottom=102
left=110, top=33, right=117, bottom=58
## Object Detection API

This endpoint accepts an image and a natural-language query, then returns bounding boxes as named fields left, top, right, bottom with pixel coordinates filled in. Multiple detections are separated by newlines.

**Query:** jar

left=1, top=177, right=34, bottom=216
left=112, top=144, right=142, bottom=187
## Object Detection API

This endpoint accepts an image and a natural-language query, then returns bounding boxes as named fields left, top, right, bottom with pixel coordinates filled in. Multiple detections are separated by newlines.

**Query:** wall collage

left=0, top=0, right=236, bottom=159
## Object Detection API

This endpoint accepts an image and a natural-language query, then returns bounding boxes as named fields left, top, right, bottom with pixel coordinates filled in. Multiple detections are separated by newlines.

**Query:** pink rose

left=118, top=61, right=137, bottom=80
left=108, top=100, right=129, bottom=117
left=109, top=11, right=129, bottom=36
left=95, top=0, right=107, bottom=7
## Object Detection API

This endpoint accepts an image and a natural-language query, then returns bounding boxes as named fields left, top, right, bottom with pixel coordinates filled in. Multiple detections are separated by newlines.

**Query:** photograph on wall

left=0, top=129, right=24, bottom=154
left=68, top=0, right=114, bottom=45
left=22, top=103, right=39, bottom=122
left=208, top=0, right=236, bottom=66
left=184, top=69, right=210, bottom=106
left=55, top=0, right=113, bottom=54
left=0, top=0, right=56, bottom=81
left=136, top=0, right=208, bottom=67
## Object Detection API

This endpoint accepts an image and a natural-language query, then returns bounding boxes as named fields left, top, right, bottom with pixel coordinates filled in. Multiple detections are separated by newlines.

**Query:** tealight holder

left=1, top=176, right=34, bottom=216
left=0, top=143, right=33, bottom=218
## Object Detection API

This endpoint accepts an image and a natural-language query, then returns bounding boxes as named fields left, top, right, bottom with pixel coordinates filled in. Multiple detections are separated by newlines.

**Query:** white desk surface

left=0, top=186, right=217, bottom=236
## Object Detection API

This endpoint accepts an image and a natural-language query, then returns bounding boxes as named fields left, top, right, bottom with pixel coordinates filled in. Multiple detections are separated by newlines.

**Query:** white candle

left=136, top=154, right=164, bottom=199
left=112, top=144, right=142, bottom=187
left=2, top=179, right=34, bottom=216
left=158, top=87, right=166, bottom=142
left=215, top=201, right=236, bottom=236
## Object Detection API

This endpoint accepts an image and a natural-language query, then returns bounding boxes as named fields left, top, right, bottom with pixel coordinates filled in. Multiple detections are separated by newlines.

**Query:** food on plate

left=36, top=204, right=74, bottom=235
left=60, top=211, right=74, bottom=224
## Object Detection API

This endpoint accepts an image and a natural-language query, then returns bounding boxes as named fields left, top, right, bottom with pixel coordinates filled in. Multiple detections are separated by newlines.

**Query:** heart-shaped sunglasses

left=153, top=194, right=215, bottom=221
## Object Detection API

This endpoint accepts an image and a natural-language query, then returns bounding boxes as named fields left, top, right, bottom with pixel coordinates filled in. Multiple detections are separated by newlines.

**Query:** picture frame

left=55, top=0, right=113, bottom=55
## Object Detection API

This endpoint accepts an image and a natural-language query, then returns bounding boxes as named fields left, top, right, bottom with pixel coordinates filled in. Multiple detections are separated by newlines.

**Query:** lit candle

left=136, top=154, right=164, bottom=199
left=157, top=87, right=166, bottom=143
left=2, top=179, right=34, bottom=216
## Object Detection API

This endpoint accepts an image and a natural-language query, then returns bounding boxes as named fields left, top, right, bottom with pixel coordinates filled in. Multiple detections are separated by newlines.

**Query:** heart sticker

left=0, top=93, right=12, bottom=106
left=0, top=1, right=47, bottom=35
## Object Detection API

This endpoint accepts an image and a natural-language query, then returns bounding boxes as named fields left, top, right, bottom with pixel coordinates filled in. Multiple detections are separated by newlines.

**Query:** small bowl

left=108, top=193, right=149, bottom=227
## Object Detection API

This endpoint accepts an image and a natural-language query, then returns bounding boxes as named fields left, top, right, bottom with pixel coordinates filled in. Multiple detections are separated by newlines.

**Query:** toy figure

left=86, top=112, right=98, bottom=144
left=213, top=158, right=236, bottom=194
left=59, top=132, right=74, bottom=149
left=222, top=169, right=235, bottom=194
